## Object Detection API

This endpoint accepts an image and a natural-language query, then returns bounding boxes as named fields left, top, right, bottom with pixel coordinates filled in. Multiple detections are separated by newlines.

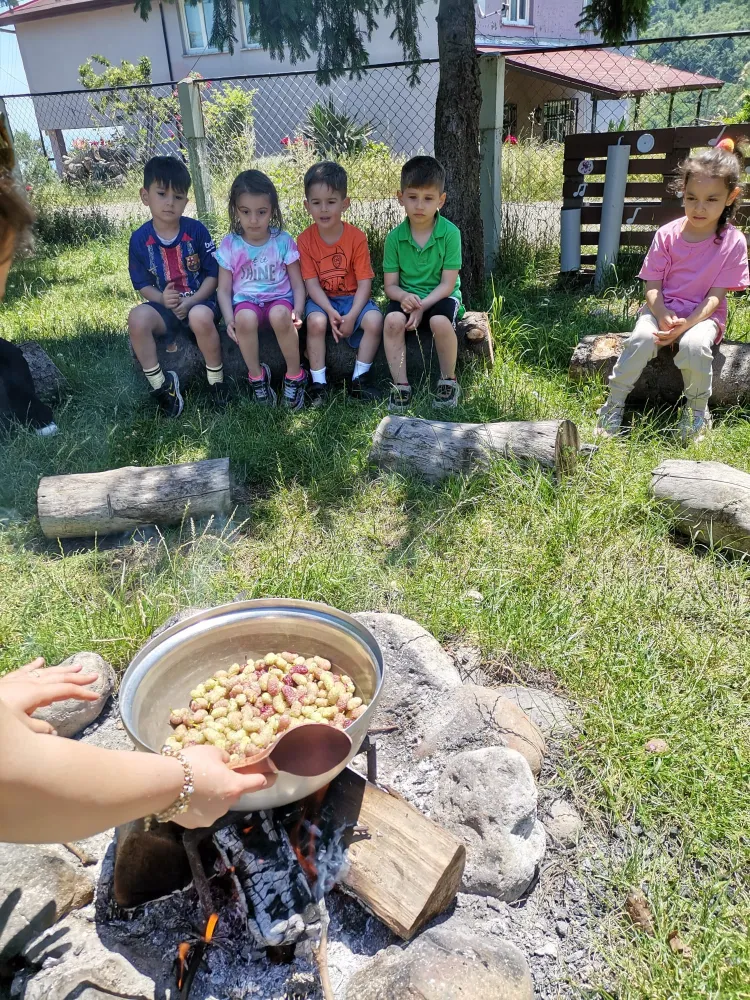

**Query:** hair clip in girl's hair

left=717, top=137, right=735, bottom=153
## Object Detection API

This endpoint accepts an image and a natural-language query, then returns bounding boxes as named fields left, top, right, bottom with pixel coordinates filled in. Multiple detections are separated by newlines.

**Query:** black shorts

left=142, top=298, right=219, bottom=335
left=385, top=297, right=460, bottom=332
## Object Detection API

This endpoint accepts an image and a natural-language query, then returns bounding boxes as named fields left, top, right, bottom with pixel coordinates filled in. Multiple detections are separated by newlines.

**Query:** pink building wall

left=477, top=0, right=595, bottom=43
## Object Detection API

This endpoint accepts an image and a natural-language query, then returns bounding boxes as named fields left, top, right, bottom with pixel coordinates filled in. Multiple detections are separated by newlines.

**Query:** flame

left=204, top=912, right=219, bottom=943
left=176, top=941, right=191, bottom=990
left=289, top=786, right=328, bottom=886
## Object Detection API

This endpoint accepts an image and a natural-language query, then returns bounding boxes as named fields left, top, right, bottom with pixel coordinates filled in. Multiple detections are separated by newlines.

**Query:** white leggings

left=608, top=311, right=717, bottom=411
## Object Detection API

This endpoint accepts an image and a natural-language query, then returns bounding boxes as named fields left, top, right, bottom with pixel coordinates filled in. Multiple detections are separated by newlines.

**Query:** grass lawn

left=1, top=233, right=749, bottom=999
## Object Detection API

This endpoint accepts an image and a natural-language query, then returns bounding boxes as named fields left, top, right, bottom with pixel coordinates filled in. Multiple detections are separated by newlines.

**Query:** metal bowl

left=119, top=600, right=384, bottom=810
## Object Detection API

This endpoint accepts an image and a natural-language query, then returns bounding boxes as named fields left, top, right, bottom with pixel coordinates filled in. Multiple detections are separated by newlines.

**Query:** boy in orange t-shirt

left=297, top=161, right=383, bottom=404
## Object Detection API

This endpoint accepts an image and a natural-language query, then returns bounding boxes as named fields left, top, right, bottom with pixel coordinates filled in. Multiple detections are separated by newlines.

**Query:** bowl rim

left=119, top=599, right=385, bottom=753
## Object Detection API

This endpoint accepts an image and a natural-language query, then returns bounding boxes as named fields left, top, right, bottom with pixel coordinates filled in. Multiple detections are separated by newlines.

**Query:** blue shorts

left=143, top=298, right=219, bottom=336
left=304, top=295, right=381, bottom=350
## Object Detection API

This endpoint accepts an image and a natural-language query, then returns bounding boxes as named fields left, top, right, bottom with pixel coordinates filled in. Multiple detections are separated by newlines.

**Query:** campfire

left=108, top=735, right=465, bottom=1000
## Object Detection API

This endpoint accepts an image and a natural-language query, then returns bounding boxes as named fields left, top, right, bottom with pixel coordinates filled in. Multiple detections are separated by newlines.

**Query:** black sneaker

left=207, top=380, right=231, bottom=408
left=282, top=371, right=307, bottom=410
left=307, top=381, right=329, bottom=408
left=248, top=364, right=277, bottom=406
left=432, top=378, right=461, bottom=409
left=388, top=384, right=412, bottom=413
left=350, top=371, right=383, bottom=402
left=151, top=370, right=184, bottom=418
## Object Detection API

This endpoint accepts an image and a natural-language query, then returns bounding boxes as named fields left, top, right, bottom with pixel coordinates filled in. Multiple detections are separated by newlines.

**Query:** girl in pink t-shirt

left=596, top=139, right=749, bottom=444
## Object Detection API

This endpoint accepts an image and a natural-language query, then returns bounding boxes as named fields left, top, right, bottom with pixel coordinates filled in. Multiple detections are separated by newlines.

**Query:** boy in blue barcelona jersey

left=128, top=156, right=227, bottom=415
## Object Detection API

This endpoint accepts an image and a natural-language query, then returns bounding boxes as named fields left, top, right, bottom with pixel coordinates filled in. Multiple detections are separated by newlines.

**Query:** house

left=0, top=0, right=725, bottom=170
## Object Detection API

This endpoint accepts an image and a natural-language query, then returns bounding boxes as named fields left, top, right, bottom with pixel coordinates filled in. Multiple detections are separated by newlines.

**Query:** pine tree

left=134, top=0, right=657, bottom=302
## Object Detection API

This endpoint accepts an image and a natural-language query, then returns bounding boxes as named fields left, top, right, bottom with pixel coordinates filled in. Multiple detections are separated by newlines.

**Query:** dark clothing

left=0, top=337, right=54, bottom=430
left=384, top=296, right=460, bottom=331
left=128, top=217, right=218, bottom=297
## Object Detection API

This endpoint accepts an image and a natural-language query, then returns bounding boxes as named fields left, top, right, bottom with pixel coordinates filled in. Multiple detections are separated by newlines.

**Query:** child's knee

left=128, top=304, right=158, bottom=338
left=188, top=305, right=217, bottom=335
left=384, top=313, right=406, bottom=337
left=362, top=310, right=384, bottom=336
left=269, top=305, right=294, bottom=329
left=306, top=312, right=327, bottom=338
left=429, top=316, right=456, bottom=338
left=235, top=311, right=258, bottom=336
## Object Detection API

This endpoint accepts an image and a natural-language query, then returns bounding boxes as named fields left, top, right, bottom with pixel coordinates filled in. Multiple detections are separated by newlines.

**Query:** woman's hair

left=0, top=117, right=35, bottom=264
left=228, top=170, right=283, bottom=236
left=673, top=137, right=746, bottom=239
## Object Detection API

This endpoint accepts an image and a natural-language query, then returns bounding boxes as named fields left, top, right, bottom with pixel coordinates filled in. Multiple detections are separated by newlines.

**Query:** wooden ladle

left=229, top=722, right=352, bottom=777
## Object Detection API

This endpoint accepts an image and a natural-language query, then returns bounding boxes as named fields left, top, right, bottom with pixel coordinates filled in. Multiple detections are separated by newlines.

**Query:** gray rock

left=533, top=939, right=559, bottom=959
left=33, top=652, right=115, bottom=738
left=555, top=920, right=570, bottom=938
left=432, top=747, right=546, bottom=901
left=498, top=685, right=575, bottom=736
left=20, top=341, right=68, bottom=403
left=353, top=613, right=462, bottom=726
left=542, top=799, right=584, bottom=848
left=0, top=844, right=94, bottom=962
left=415, top=683, right=546, bottom=776
left=346, top=915, right=534, bottom=1000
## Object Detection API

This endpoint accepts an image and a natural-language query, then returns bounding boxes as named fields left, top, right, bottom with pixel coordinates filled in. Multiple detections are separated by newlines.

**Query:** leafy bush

left=202, top=81, right=257, bottom=172
left=301, top=98, right=374, bottom=158
left=33, top=204, right=122, bottom=247
left=13, top=131, right=53, bottom=187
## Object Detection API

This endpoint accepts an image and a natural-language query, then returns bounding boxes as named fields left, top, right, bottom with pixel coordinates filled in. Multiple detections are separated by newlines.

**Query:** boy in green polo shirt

left=383, top=155, right=464, bottom=411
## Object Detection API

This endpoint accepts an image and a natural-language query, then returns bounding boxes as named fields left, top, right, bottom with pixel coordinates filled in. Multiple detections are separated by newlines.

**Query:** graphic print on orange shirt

left=318, top=245, right=350, bottom=295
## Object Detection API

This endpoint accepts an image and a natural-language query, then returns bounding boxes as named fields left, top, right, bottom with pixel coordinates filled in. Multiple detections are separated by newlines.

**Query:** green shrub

left=13, top=131, right=54, bottom=188
left=203, top=82, right=257, bottom=173
left=301, top=98, right=374, bottom=158
left=33, top=204, right=122, bottom=247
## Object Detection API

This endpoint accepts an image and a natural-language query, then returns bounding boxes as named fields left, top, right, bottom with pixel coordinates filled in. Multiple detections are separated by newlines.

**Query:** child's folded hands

left=162, top=282, right=181, bottom=310
left=401, top=293, right=422, bottom=313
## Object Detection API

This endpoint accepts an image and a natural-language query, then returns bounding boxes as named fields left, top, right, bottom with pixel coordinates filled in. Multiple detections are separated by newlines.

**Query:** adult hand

left=291, top=310, right=303, bottom=331
left=162, top=282, right=181, bottom=310
left=173, top=745, right=277, bottom=829
left=173, top=296, right=191, bottom=321
left=657, top=312, right=681, bottom=333
left=0, top=657, right=100, bottom=734
left=226, top=321, right=238, bottom=344
left=338, top=312, right=355, bottom=340
left=401, top=293, right=422, bottom=313
left=405, top=307, right=424, bottom=332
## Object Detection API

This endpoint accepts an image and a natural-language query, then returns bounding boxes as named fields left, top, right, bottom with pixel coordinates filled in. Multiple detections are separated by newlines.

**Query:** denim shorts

left=144, top=298, right=219, bottom=335
left=304, top=294, right=381, bottom=350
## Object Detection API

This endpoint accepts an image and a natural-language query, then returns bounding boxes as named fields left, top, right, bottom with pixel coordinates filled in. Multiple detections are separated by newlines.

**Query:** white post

left=560, top=208, right=581, bottom=273
left=479, top=54, right=505, bottom=271
left=177, top=77, right=214, bottom=219
left=595, top=143, right=630, bottom=288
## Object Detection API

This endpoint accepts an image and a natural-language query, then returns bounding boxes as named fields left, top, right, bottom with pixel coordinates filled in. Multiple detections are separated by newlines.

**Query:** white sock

left=144, top=364, right=165, bottom=391
left=352, top=360, right=371, bottom=380
left=206, top=364, right=224, bottom=385
left=311, top=367, right=327, bottom=384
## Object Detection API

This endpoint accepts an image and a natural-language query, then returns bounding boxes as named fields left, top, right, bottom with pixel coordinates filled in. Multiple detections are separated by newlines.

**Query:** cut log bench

left=370, top=416, right=581, bottom=480
left=652, top=459, right=750, bottom=554
left=37, top=458, right=231, bottom=539
left=570, top=334, right=750, bottom=407
left=139, top=312, right=494, bottom=389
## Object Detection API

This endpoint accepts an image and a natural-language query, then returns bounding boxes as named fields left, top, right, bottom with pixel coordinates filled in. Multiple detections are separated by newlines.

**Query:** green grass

left=1, top=236, right=749, bottom=999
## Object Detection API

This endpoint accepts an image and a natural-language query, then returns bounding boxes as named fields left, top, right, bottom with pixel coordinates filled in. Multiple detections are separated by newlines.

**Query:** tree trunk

left=136, top=313, right=493, bottom=391
left=370, top=416, right=581, bottom=480
left=651, top=459, right=750, bottom=554
left=569, top=334, right=750, bottom=407
left=37, top=458, right=231, bottom=538
left=434, top=0, right=484, bottom=308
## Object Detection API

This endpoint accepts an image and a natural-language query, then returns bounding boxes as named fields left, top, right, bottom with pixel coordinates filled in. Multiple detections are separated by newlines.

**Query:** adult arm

left=0, top=698, right=273, bottom=843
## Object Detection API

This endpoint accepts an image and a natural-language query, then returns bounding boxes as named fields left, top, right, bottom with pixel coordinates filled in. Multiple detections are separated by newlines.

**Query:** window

left=502, top=102, right=518, bottom=139
left=180, top=0, right=217, bottom=52
left=504, top=0, right=530, bottom=25
left=542, top=99, right=578, bottom=142
left=240, top=0, right=261, bottom=47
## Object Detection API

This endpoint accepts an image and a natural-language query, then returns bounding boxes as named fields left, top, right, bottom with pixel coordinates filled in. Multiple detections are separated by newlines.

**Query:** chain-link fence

left=1, top=31, right=748, bottom=274
left=495, top=30, right=750, bottom=267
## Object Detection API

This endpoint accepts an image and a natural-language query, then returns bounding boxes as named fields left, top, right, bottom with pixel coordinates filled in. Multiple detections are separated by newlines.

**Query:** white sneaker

left=679, top=406, right=712, bottom=446
left=594, top=400, right=625, bottom=437
left=35, top=422, right=58, bottom=437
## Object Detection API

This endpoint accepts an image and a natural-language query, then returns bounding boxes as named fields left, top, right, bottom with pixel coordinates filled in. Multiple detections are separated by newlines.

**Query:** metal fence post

left=479, top=54, right=505, bottom=270
left=177, top=78, right=214, bottom=219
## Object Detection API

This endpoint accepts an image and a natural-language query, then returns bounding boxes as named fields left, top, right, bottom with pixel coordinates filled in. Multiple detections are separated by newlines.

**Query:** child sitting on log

left=383, top=156, right=464, bottom=412
left=128, top=156, right=227, bottom=417
left=596, top=139, right=749, bottom=444
left=297, top=160, right=384, bottom=405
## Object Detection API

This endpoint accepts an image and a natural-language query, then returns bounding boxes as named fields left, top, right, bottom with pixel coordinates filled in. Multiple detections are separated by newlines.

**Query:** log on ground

left=20, top=341, right=68, bottom=403
left=651, top=459, right=750, bottom=554
left=329, top=767, right=466, bottom=940
left=37, top=458, right=231, bottom=539
left=137, top=312, right=494, bottom=390
left=569, top=334, right=750, bottom=407
left=370, top=416, right=581, bottom=481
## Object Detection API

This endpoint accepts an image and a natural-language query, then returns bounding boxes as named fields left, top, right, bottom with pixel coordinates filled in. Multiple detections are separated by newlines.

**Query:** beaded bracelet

left=143, top=745, right=195, bottom=831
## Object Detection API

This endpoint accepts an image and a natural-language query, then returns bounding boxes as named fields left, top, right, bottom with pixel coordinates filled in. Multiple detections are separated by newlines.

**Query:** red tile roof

left=0, top=0, right=130, bottom=25
left=478, top=46, right=725, bottom=95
